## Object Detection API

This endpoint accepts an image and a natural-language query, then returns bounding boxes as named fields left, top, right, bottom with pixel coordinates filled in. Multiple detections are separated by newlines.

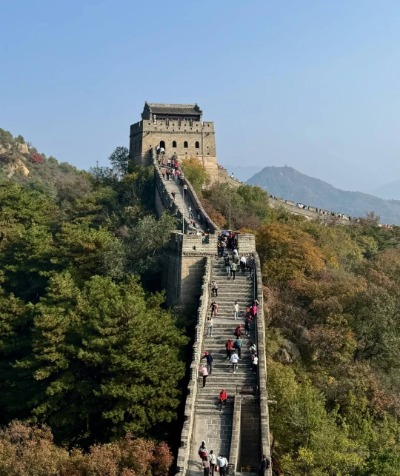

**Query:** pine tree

left=26, top=273, right=187, bottom=443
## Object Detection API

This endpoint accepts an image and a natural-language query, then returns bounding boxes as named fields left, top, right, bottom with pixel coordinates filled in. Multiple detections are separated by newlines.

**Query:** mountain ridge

left=369, top=179, right=400, bottom=200
left=247, top=165, right=400, bottom=225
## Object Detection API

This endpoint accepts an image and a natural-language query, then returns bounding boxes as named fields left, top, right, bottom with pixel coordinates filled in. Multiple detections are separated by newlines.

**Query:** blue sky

left=2, top=0, right=400, bottom=192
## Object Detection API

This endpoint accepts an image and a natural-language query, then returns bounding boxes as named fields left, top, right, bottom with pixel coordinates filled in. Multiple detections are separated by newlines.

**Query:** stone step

left=188, top=254, right=261, bottom=474
left=197, top=382, right=258, bottom=391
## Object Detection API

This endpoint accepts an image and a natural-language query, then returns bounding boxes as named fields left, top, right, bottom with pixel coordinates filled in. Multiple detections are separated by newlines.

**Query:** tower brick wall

left=129, top=103, right=219, bottom=181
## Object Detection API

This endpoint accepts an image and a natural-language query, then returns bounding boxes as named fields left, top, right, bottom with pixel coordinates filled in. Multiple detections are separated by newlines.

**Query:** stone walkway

left=156, top=164, right=207, bottom=233
left=187, top=257, right=259, bottom=475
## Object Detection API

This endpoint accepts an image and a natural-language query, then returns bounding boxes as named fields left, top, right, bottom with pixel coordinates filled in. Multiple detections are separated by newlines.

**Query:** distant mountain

left=247, top=166, right=400, bottom=225
left=369, top=180, right=400, bottom=201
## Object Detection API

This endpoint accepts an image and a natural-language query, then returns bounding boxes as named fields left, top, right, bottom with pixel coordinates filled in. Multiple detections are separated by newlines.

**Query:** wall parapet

left=178, top=234, right=256, bottom=256
left=229, top=395, right=242, bottom=476
left=254, top=252, right=272, bottom=475
left=182, top=173, right=219, bottom=233
left=176, top=258, right=211, bottom=475
left=152, top=150, right=219, bottom=234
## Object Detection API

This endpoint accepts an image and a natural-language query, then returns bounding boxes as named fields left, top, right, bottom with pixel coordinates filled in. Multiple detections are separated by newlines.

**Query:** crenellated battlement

left=129, top=103, right=218, bottom=180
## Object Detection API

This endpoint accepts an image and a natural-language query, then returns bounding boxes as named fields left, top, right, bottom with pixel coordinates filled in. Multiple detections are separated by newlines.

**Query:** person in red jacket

left=225, top=338, right=234, bottom=360
left=234, top=324, right=242, bottom=338
left=218, top=389, right=228, bottom=410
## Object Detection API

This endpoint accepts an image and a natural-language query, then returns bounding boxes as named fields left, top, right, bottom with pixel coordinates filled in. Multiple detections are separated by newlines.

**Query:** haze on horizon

left=1, top=0, right=400, bottom=194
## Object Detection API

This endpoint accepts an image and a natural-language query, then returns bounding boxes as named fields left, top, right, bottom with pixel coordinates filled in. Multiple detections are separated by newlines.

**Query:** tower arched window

left=172, top=140, right=177, bottom=148
left=195, top=141, right=200, bottom=149
left=160, top=141, right=165, bottom=149
left=184, top=141, right=188, bottom=148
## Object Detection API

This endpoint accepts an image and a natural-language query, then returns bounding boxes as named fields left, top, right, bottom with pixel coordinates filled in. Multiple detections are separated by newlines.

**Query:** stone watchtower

left=129, top=102, right=218, bottom=180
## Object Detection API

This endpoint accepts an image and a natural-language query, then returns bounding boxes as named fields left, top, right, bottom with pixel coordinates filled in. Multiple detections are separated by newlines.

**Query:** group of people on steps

left=198, top=441, right=271, bottom=476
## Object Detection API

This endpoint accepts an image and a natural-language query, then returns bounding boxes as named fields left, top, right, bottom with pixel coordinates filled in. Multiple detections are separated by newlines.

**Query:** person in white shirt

left=249, top=342, right=257, bottom=355
left=233, top=301, right=239, bottom=320
left=217, top=455, right=228, bottom=476
left=207, top=317, right=213, bottom=337
left=209, top=450, right=217, bottom=476
left=240, top=255, right=246, bottom=273
left=251, top=353, right=259, bottom=372
left=230, top=351, right=239, bottom=373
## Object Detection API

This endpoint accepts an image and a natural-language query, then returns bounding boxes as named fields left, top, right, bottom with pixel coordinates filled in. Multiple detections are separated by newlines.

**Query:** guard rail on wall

left=153, top=158, right=192, bottom=233
left=228, top=252, right=271, bottom=476
left=175, top=258, right=212, bottom=475
left=254, top=253, right=272, bottom=476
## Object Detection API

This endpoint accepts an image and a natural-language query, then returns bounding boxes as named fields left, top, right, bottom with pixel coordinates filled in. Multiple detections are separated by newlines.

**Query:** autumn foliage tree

left=0, top=421, right=173, bottom=476
left=256, top=222, right=326, bottom=285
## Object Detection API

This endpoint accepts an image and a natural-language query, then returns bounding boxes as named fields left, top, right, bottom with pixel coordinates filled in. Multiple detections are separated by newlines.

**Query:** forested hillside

left=0, top=131, right=186, bottom=474
left=3, top=133, right=400, bottom=475
left=200, top=177, right=400, bottom=475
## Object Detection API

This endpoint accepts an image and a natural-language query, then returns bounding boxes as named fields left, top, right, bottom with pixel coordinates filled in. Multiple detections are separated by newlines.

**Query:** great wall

left=150, top=151, right=272, bottom=476
left=130, top=102, right=271, bottom=475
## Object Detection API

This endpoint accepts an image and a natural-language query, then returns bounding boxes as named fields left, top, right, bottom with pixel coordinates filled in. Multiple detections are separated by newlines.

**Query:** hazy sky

left=2, top=0, right=400, bottom=192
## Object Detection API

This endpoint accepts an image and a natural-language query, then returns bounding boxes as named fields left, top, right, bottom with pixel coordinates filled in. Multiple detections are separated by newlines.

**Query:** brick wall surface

left=130, top=118, right=218, bottom=180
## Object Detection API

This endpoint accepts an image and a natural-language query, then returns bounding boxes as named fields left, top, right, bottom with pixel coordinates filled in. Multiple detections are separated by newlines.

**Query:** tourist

left=199, top=364, right=209, bottom=387
left=224, top=254, right=231, bottom=277
left=249, top=342, right=257, bottom=355
left=230, top=350, right=239, bottom=373
left=199, top=441, right=208, bottom=461
left=225, top=338, right=234, bottom=360
left=234, top=324, right=242, bottom=338
left=240, top=255, right=246, bottom=273
left=206, top=316, right=213, bottom=337
left=232, top=248, right=238, bottom=261
left=251, top=353, right=258, bottom=372
left=202, top=457, right=211, bottom=476
left=211, top=280, right=218, bottom=297
left=233, top=301, right=239, bottom=320
left=201, top=351, right=214, bottom=374
left=230, top=261, right=237, bottom=281
left=217, top=455, right=228, bottom=476
left=209, top=450, right=217, bottom=476
left=251, top=301, right=258, bottom=319
left=234, top=336, right=242, bottom=358
left=244, top=316, right=251, bottom=336
left=218, top=389, right=228, bottom=411
left=210, top=300, right=218, bottom=317
left=259, top=454, right=271, bottom=476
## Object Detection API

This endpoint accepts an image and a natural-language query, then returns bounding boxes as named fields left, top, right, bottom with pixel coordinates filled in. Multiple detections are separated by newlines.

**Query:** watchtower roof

left=142, top=102, right=202, bottom=119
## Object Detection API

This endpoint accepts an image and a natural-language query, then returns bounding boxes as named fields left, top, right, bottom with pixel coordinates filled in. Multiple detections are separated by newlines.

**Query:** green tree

left=0, top=282, right=40, bottom=423
left=202, top=182, right=270, bottom=230
left=55, top=222, right=121, bottom=282
left=180, top=157, right=210, bottom=193
left=108, top=146, right=130, bottom=177
left=268, top=361, right=365, bottom=475
left=123, top=212, right=176, bottom=275
left=21, top=273, right=187, bottom=444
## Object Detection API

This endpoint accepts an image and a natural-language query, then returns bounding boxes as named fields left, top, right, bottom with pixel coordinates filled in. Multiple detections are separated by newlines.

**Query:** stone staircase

left=187, top=256, right=259, bottom=475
